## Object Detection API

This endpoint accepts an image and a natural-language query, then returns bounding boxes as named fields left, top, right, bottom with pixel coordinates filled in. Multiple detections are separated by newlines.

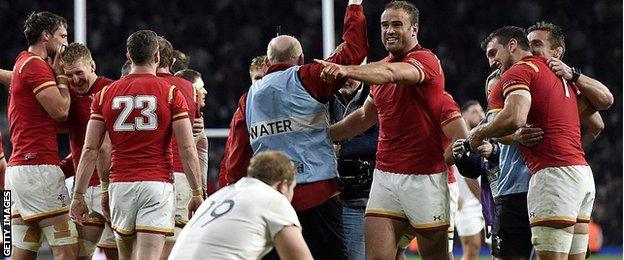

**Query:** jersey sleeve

left=90, top=87, right=107, bottom=121
left=440, top=92, right=461, bottom=127
left=169, top=86, right=189, bottom=121
left=404, top=51, right=442, bottom=84
left=21, top=58, right=56, bottom=95
left=265, top=196, right=302, bottom=240
left=499, top=62, right=536, bottom=98
left=487, top=81, right=505, bottom=113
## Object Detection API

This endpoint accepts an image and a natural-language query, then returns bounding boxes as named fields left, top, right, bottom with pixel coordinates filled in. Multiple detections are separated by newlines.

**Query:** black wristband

left=571, top=67, right=582, bottom=82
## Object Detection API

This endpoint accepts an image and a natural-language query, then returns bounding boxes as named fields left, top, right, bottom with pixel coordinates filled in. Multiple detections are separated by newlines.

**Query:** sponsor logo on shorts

left=433, top=215, right=441, bottom=221
left=2, top=190, right=11, bottom=257
left=529, top=212, right=536, bottom=218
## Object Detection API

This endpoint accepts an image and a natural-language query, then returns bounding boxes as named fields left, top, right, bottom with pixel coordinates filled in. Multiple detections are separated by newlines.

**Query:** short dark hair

left=461, top=100, right=481, bottom=113
left=175, top=69, right=202, bottom=83
left=384, top=1, right=419, bottom=25
left=126, top=30, right=159, bottom=65
left=23, top=11, right=67, bottom=46
left=171, top=50, right=189, bottom=73
left=527, top=21, right=566, bottom=58
left=481, top=26, right=530, bottom=51
left=157, top=36, right=174, bottom=69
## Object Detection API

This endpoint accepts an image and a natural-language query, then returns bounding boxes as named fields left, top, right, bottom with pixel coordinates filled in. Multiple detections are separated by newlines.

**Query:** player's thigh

left=527, top=166, right=591, bottom=228
left=135, top=181, right=175, bottom=236
left=96, top=223, right=118, bottom=251
left=364, top=215, right=409, bottom=260
left=109, top=182, right=139, bottom=236
left=365, top=169, right=406, bottom=220
left=398, top=171, right=450, bottom=231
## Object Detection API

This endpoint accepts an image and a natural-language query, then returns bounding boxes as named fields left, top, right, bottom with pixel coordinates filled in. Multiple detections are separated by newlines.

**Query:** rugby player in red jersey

left=469, top=26, right=596, bottom=260
left=7, top=11, right=77, bottom=259
left=60, top=42, right=118, bottom=260
left=155, top=36, right=202, bottom=260
left=69, top=30, right=203, bottom=260
left=318, top=1, right=457, bottom=258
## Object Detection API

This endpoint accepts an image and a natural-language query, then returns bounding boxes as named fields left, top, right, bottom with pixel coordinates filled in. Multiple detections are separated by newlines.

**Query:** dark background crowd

left=0, top=0, right=621, bottom=247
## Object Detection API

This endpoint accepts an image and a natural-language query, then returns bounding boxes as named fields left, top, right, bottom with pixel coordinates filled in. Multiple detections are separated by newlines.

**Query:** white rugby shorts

left=527, top=165, right=595, bottom=227
left=109, top=181, right=175, bottom=236
left=366, top=169, right=450, bottom=231
left=6, top=165, right=70, bottom=222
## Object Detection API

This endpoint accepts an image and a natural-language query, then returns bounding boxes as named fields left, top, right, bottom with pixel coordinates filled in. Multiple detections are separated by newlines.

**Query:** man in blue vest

left=228, top=1, right=368, bottom=259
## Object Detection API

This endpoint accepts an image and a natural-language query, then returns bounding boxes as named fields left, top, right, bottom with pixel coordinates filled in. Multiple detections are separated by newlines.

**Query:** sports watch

left=570, top=67, right=582, bottom=82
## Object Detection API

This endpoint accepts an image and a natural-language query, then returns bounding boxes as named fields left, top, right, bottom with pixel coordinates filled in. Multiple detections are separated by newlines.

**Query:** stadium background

left=0, top=0, right=621, bottom=257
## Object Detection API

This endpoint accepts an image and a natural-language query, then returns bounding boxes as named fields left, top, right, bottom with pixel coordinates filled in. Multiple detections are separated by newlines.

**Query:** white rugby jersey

left=169, top=177, right=300, bottom=259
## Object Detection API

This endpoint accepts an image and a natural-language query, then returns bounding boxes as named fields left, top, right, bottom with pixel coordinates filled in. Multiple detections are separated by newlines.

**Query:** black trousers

left=263, top=196, right=347, bottom=260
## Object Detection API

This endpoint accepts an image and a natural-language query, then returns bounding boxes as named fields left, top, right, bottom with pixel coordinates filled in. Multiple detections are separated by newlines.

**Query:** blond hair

left=247, top=151, right=296, bottom=185
left=60, top=42, right=92, bottom=65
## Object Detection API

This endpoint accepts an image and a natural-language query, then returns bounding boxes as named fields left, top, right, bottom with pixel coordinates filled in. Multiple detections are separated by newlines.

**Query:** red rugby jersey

left=90, top=73, right=189, bottom=183
left=157, top=73, right=199, bottom=173
left=488, top=56, right=587, bottom=173
left=68, top=76, right=114, bottom=186
left=370, top=45, right=449, bottom=175
left=8, top=51, right=61, bottom=166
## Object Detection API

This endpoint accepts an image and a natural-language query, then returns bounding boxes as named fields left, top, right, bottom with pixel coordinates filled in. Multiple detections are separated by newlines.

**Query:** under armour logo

left=529, top=212, right=536, bottom=218
left=58, top=194, right=66, bottom=207
left=433, top=215, right=441, bottom=221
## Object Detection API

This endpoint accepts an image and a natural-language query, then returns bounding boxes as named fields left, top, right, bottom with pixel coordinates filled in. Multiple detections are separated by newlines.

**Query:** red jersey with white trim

left=488, top=56, right=586, bottom=173
left=68, top=76, right=114, bottom=186
left=370, top=45, right=448, bottom=175
left=8, top=51, right=60, bottom=166
left=157, top=73, right=198, bottom=173
left=90, top=73, right=189, bottom=183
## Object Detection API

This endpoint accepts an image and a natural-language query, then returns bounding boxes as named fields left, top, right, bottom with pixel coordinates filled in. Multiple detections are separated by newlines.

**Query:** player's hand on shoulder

left=547, top=57, right=573, bottom=81
left=187, top=196, right=204, bottom=220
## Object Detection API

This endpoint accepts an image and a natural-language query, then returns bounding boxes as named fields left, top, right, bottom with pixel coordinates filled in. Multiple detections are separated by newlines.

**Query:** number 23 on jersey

left=112, top=95, right=158, bottom=131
